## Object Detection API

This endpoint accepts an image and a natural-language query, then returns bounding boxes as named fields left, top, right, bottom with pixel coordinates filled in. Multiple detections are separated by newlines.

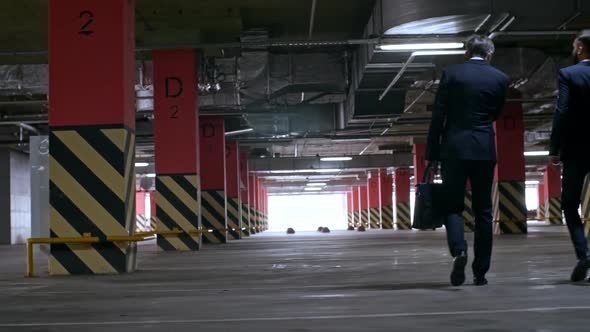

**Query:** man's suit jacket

left=550, top=61, right=590, bottom=162
left=426, top=59, right=510, bottom=161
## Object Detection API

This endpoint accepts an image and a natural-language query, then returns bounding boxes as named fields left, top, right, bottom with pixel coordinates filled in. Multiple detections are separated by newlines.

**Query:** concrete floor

left=0, top=226, right=589, bottom=331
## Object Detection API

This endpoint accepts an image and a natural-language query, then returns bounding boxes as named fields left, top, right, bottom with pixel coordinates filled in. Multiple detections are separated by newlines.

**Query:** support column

left=200, top=117, right=227, bottom=243
left=544, top=165, right=563, bottom=225
left=379, top=169, right=394, bottom=229
left=48, top=0, right=136, bottom=274
left=463, top=181, right=475, bottom=232
left=360, top=185, right=369, bottom=228
left=493, top=99, right=527, bottom=234
left=347, top=191, right=355, bottom=229
left=394, top=168, right=412, bottom=230
left=352, top=186, right=360, bottom=228
left=263, top=187, right=269, bottom=231
left=239, top=152, right=250, bottom=236
left=248, top=175, right=258, bottom=234
left=153, top=49, right=200, bottom=251
left=368, top=171, right=381, bottom=229
left=537, top=183, right=546, bottom=221
left=225, top=141, right=241, bottom=239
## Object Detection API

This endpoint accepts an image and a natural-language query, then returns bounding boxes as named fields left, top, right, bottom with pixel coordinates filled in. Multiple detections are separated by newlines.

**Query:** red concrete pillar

left=200, top=117, right=227, bottom=243
left=544, top=165, right=563, bottom=225
left=136, top=191, right=146, bottom=216
left=413, top=144, right=427, bottom=186
left=493, top=99, right=527, bottom=234
left=153, top=49, right=200, bottom=251
left=248, top=175, right=258, bottom=234
left=347, top=191, right=355, bottom=229
left=262, top=187, right=268, bottom=231
left=48, top=0, right=136, bottom=275
left=368, top=171, right=381, bottom=229
left=239, top=152, right=250, bottom=236
left=394, top=168, right=412, bottom=230
left=379, top=169, right=394, bottom=229
left=360, top=185, right=369, bottom=228
left=225, top=141, right=241, bottom=239
left=537, top=183, right=546, bottom=221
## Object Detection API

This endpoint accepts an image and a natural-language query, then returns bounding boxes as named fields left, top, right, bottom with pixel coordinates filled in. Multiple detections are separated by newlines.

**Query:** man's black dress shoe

left=473, top=277, right=488, bottom=286
left=571, top=258, right=590, bottom=282
left=450, top=251, right=467, bottom=286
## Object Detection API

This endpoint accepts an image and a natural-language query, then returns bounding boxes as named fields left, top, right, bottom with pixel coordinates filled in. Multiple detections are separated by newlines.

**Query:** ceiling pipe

left=378, top=50, right=465, bottom=101
left=17, top=123, right=39, bottom=135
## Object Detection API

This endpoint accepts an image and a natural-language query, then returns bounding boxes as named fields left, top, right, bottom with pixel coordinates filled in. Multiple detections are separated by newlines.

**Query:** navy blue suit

left=426, top=59, right=509, bottom=277
left=550, top=61, right=590, bottom=260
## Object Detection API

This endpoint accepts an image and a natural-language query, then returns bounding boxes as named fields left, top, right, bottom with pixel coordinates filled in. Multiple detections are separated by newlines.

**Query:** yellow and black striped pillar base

left=360, top=209, right=369, bottom=228
left=201, top=190, right=228, bottom=243
left=242, top=203, right=251, bottom=237
left=227, top=197, right=241, bottom=240
left=49, top=125, right=136, bottom=275
left=395, top=202, right=411, bottom=230
left=493, top=181, right=527, bottom=234
left=582, top=176, right=590, bottom=237
left=537, top=203, right=546, bottom=221
left=155, top=174, right=201, bottom=251
left=347, top=212, right=354, bottom=228
left=545, top=198, right=563, bottom=225
left=381, top=205, right=394, bottom=229
left=463, top=191, right=475, bottom=232
left=369, top=207, right=381, bottom=229
left=250, top=207, right=258, bottom=234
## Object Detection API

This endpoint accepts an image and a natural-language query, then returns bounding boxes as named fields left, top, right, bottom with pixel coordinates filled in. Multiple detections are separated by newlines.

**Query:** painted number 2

left=79, top=10, right=94, bottom=36
left=170, top=105, right=179, bottom=119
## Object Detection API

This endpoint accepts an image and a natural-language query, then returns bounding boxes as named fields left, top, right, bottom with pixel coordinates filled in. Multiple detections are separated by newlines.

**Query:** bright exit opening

left=268, top=194, right=347, bottom=231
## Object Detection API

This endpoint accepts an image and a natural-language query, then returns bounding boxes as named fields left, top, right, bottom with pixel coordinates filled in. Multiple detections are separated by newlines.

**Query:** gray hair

left=465, top=35, right=495, bottom=58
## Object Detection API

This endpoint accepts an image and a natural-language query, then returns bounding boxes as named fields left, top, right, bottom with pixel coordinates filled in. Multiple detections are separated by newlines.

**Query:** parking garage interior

left=1, top=0, right=590, bottom=331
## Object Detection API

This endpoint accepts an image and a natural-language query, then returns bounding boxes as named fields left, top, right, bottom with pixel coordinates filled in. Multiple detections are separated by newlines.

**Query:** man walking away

left=426, top=35, right=509, bottom=286
left=549, top=30, right=590, bottom=282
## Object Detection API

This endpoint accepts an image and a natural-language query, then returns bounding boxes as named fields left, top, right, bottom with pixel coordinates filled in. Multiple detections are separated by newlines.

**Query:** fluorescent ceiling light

left=135, top=162, right=149, bottom=167
left=225, top=128, right=254, bottom=136
left=145, top=173, right=156, bottom=178
left=379, top=42, right=464, bottom=51
left=331, top=138, right=372, bottom=143
left=306, top=183, right=327, bottom=186
left=524, top=151, right=550, bottom=156
left=414, top=50, right=466, bottom=56
left=320, top=157, right=353, bottom=162
left=304, top=187, right=323, bottom=191
left=525, top=180, right=540, bottom=185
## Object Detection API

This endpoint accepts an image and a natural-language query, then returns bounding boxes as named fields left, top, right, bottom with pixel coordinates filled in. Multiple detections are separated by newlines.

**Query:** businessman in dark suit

left=549, top=31, right=590, bottom=282
left=426, top=35, right=510, bottom=286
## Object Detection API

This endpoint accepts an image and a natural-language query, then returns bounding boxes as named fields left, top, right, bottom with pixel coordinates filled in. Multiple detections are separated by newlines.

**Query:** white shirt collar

left=470, top=57, right=485, bottom=61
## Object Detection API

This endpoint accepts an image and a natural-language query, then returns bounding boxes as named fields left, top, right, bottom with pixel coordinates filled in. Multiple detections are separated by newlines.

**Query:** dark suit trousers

left=562, top=160, right=590, bottom=259
left=441, top=159, right=496, bottom=276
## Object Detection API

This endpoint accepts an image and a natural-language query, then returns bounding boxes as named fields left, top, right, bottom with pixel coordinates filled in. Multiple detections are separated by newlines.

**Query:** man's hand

left=549, top=155, right=560, bottom=166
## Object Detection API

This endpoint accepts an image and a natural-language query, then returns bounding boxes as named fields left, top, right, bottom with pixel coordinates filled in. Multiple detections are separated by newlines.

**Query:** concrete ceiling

left=0, top=0, right=586, bottom=193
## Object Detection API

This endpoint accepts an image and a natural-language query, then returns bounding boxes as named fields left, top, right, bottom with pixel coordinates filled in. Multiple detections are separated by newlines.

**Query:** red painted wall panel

left=544, top=165, right=561, bottom=199
left=413, top=144, right=426, bottom=186
left=152, top=49, right=199, bottom=174
left=136, top=191, right=145, bottom=215
left=494, top=101, right=525, bottom=181
left=225, top=141, right=239, bottom=198
left=379, top=168, right=393, bottom=206
left=394, top=168, right=411, bottom=203
left=49, top=0, right=135, bottom=128
left=368, top=172, right=380, bottom=208
left=239, top=152, right=249, bottom=203
left=200, top=117, right=225, bottom=189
